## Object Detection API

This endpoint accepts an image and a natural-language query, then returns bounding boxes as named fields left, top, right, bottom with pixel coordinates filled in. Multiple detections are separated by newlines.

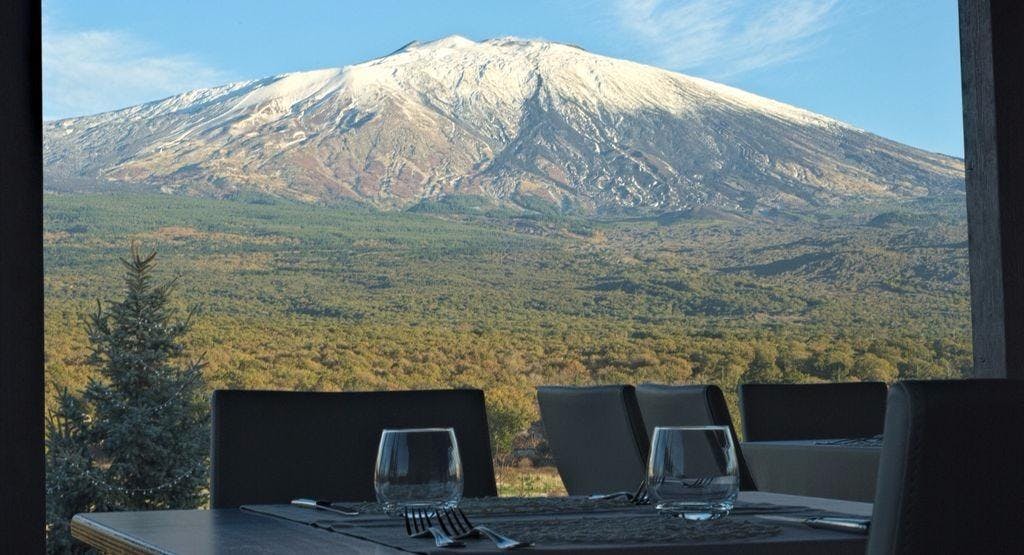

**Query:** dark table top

left=72, top=492, right=873, bottom=554
left=71, top=507, right=402, bottom=554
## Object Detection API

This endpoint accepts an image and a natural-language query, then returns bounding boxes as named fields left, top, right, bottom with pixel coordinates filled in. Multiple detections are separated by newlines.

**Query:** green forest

left=44, top=191, right=971, bottom=473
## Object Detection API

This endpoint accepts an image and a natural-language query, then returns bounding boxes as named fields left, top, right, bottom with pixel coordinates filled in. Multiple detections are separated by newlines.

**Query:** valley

left=44, top=192, right=971, bottom=461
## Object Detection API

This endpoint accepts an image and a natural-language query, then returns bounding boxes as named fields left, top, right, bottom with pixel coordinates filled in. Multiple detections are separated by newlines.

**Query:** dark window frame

left=1, top=1, right=43, bottom=551
left=959, top=0, right=1024, bottom=380
left=1, top=0, right=1021, bottom=551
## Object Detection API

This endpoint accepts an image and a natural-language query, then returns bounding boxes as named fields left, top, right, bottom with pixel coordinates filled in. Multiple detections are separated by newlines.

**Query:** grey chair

left=635, top=383, right=757, bottom=491
left=536, top=385, right=648, bottom=495
left=868, top=380, right=1024, bottom=554
left=739, top=382, right=888, bottom=441
left=210, top=389, right=497, bottom=508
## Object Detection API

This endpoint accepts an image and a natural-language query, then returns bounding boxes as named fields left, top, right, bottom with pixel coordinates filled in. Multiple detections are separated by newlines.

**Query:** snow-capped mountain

left=43, top=35, right=963, bottom=213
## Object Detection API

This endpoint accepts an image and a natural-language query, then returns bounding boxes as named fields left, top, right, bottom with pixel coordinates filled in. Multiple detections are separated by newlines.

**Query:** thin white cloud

left=43, top=19, right=232, bottom=120
left=612, top=0, right=840, bottom=77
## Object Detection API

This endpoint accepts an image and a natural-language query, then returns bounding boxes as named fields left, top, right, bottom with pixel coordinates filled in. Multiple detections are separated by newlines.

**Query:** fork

left=632, top=478, right=652, bottom=505
left=403, top=507, right=464, bottom=548
left=589, top=478, right=652, bottom=504
left=437, top=507, right=532, bottom=550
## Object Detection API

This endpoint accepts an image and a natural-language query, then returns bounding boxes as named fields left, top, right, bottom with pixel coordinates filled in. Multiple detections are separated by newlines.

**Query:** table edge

left=71, top=514, right=169, bottom=555
left=741, top=440, right=882, bottom=449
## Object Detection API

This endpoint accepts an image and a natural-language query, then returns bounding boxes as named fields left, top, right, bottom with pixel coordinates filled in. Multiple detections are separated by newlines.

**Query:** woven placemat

left=276, top=496, right=814, bottom=521
left=814, top=436, right=884, bottom=447
left=488, top=514, right=782, bottom=544
left=329, top=512, right=783, bottom=548
left=341, top=495, right=636, bottom=516
left=240, top=497, right=859, bottom=552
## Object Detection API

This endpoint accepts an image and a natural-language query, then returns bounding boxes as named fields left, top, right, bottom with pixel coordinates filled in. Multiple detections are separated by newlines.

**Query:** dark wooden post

left=960, top=0, right=1024, bottom=379
left=0, top=0, right=44, bottom=551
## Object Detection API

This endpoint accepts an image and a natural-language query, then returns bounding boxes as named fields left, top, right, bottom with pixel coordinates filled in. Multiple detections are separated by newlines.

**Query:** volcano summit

left=43, top=36, right=963, bottom=214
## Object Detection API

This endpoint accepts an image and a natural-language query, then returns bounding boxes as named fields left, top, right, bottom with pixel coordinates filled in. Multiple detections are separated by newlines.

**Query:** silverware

left=471, top=525, right=531, bottom=551
left=438, top=507, right=532, bottom=550
left=588, top=478, right=653, bottom=504
left=587, top=491, right=633, bottom=501
left=290, top=498, right=360, bottom=516
left=632, top=478, right=652, bottom=505
left=755, top=514, right=870, bottom=534
left=404, top=507, right=464, bottom=548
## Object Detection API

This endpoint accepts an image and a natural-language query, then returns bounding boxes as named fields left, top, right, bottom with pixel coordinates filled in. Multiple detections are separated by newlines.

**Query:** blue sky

left=43, top=0, right=964, bottom=157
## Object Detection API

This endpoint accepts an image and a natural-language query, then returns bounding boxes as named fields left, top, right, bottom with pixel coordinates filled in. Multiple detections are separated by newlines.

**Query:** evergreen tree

left=46, top=246, right=209, bottom=552
left=45, top=389, right=99, bottom=554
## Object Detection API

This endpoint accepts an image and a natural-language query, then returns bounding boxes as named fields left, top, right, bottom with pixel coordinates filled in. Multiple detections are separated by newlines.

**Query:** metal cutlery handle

left=291, top=498, right=359, bottom=516
left=587, top=491, right=633, bottom=500
left=806, top=517, right=870, bottom=534
left=474, top=525, right=532, bottom=550
left=427, top=526, right=463, bottom=548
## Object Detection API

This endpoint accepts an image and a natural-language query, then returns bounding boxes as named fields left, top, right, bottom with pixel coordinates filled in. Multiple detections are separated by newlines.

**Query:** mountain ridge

left=43, top=35, right=964, bottom=214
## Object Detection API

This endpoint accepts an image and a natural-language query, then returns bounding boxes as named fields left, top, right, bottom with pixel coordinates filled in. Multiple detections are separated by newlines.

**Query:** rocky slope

left=43, top=35, right=964, bottom=214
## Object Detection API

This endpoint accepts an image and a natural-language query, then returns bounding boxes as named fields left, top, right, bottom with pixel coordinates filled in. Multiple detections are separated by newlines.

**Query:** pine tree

left=45, top=389, right=100, bottom=554
left=83, top=245, right=210, bottom=508
left=46, top=246, right=209, bottom=552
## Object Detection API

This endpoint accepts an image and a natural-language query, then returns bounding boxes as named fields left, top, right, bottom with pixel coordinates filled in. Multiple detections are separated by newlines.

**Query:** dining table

left=71, top=491, right=872, bottom=554
left=741, top=437, right=883, bottom=502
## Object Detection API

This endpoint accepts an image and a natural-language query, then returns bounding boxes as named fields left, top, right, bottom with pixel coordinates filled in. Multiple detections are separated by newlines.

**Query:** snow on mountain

left=43, top=35, right=964, bottom=213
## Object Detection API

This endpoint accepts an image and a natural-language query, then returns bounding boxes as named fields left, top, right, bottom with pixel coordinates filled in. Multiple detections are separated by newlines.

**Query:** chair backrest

left=210, top=389, right=497, bottom=508
left=739, top=382, right=888, bottom=441
left=635, top=383, right=757, bottom=491
left=536, top=385, right=648, bottom=495
left=868, top=380, right=1024, bottom=554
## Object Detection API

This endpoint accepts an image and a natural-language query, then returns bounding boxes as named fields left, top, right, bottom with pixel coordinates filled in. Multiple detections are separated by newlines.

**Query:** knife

left=291, top=498, right=360, bottom=516
left=755, top=514, right=870, bottom=534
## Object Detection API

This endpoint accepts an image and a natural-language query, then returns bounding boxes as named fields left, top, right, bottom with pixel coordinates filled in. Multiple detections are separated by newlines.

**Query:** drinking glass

left=647, top=426, right=739, bottom=520
left=374, top=428, right=463, bottom=515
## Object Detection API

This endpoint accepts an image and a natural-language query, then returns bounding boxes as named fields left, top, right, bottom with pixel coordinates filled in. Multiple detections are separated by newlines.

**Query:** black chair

left=635, top=383, right=757, bottom=491
left=739, top=382, right=888, bottom=441
left=210, top=389, right=497, bottom=508
left=868, top=380, right=1024, bottom=554
left=536, top=385, right=648, bottom=495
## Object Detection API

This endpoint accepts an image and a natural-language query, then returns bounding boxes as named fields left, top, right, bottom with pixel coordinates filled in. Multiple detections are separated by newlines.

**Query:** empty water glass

left=648, top=426, right=739, bottom=520
left=374, top=428, right=463, bottom=515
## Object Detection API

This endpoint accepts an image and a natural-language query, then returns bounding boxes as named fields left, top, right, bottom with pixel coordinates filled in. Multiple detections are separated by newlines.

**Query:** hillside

left=44, top=193, right=971, bottom=439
